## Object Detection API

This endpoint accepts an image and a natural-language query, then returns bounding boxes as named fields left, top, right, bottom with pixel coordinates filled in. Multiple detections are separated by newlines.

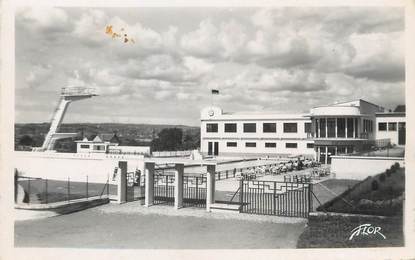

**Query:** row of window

left=206, top=122, right=311, bottom=134
left=378, top=122, right=399, bottom=131
left=314, top=117, right=363, bottom=138
left=225, top=142, right=314, bottom=149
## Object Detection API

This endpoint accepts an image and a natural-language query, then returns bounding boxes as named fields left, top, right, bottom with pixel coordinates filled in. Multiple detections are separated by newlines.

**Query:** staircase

left=210, top=202, right=241, bottom=214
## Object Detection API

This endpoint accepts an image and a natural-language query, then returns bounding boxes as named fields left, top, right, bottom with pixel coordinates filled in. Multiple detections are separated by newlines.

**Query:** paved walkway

left=15, top=203, right=307, bottom=249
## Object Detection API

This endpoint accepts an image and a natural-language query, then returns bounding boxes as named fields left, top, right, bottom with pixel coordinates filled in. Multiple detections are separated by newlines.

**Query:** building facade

left=200, top=106, right=315, bottom=158
left=200, top=99, right=405, bottom=163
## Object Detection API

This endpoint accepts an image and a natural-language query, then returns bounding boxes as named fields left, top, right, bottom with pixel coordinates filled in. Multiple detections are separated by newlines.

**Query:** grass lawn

left=297, top=215, right=403, bottom=248
left=311, top=179, right=360, bottom=210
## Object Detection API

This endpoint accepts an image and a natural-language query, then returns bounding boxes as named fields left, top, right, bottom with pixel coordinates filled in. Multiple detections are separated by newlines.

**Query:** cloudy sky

left=15, top=6, right=405, bottom=126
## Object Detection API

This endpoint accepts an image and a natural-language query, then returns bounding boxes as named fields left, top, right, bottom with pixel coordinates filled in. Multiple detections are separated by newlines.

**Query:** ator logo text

left=349, top=223, right=386, bottom=240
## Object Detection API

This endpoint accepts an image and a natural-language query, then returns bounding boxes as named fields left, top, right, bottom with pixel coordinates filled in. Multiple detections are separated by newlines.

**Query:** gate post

left=145, top=162, right=155, bottom=207
left=206, top=164, right=216, bottom=212
left=174, top=163, right=184, bottom=209
left=117, top=161, right=127, bottom=204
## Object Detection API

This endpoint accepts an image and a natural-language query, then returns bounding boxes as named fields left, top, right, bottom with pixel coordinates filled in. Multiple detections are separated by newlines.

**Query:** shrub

left=371, top=180, right=379, bottom=191
left=386, top=169, right=392, bottom=177
left=390, top=164, right=397, bottom=172
left=394, top=162, right=400, bottom=169
left=379, top=174, right=386, bottom=182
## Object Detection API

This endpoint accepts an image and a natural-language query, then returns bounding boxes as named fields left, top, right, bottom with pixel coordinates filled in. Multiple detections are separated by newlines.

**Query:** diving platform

left=34, top=86, right=98, bottom=152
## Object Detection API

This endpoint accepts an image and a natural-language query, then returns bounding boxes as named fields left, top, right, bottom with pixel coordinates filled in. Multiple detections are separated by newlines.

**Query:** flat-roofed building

left=375, top=111, right=406, bottom=147
left=200, top=99, right=405, bottom=164
left=200, top=106, right=315, bottom=158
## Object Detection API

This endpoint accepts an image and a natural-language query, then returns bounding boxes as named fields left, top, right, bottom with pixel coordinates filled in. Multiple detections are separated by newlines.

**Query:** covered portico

left=143, top=159, right=217, bottom=212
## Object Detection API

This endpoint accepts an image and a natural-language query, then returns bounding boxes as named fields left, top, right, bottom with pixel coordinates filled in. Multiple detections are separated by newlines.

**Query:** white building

left=200, top=106, right=315, bottom=158
left=375, top=112, right=406, bottom=146
left=200, top=99, right=405, bottom=164
left=76, top=134, right=151, bottom=156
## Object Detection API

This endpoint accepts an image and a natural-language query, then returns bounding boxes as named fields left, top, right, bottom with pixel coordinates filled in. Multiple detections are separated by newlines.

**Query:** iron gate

left=126, top=171, right=145, bottom=202
left=240, top=180, right=312, bottom=218
left=183, top=176, right=207, bottom=208
left=154, top=174, right=175, bottom=205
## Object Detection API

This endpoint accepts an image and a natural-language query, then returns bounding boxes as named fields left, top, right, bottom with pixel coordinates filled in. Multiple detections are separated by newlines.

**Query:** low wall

left=331, top=155, right=404, bottom=180
left=14, top=151, right=145, bottom=184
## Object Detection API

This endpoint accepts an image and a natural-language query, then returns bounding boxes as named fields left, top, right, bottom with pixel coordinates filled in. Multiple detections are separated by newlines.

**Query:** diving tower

left=35, top=87, right=98, bottom=152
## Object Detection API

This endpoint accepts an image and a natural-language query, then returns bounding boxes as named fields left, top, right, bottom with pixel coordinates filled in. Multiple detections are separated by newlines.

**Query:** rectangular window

left=226, top=142, right=237, bottom=147
left=224, top=123, right=237, bottom=133
left=388, top=122, right=397, bottom=131
left=245, top=142, right=256, bottom=147
left=320, top=118, right=326, bottom=137
left=243, top=123, right=256, bottom=133
left=327, top=118, right=336, bottom=138
left=307, top=143, right=314, bottom=149
left=265, top=142, right=276, bottom=148
left=286, top=143, right=298, bottom=148
left=378, top=122, right=387, bottom=131
left=206, top=123, right=218, bottom=133
left=283, top=123, right=298, bottom=133
left=315, top=119, right=319, bottom=137
left=304, top=122, right=312, bottom=133
left=354, top=118, right=359, bottom=138
left=263, top=123, right=276, bottom=133
left=347, top=118, right=354, bottom=137
left=94, top=145, right=105, bottom=151
left=337, top=118, right=345, bottom=138
left=80, top=144, right=90, bottom=149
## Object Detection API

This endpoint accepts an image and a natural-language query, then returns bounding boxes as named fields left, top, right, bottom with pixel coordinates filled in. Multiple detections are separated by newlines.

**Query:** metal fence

left=183, top=176, right=207, bottom=208
left=153, top=174, right=175, bottom=205
left=239, top=180, right=312, bottom=218
left=16, top=175, right=111, bottom=204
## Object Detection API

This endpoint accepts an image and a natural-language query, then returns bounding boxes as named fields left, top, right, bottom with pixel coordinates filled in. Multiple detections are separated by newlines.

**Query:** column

left=325, top=117, right=328, bottom=138
left=325, top=146, right=328, bottom=165
left=335, top=118, right=338, bottom=138
left=117, top=161, right=127, bottom=204
left=206, top=164, right=216, bottom=212
left=144, top=162, right=155, bottom=207
left=174, top=163, right=184, bottom=210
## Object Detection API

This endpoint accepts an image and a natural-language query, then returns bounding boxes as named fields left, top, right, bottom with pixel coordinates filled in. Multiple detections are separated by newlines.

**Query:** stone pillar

left=174, top=163, right=184, bottom=209
left=117, top=161, right=127, bottom=204
left=206, top=164, right=216, bottom=212
left=145, top=162, right=155, bottom=207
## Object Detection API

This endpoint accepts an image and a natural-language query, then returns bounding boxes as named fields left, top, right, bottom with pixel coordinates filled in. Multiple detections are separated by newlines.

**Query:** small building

left=76, top=134, right=151, bottom=155
left=75, top=134, right=118, bottom=153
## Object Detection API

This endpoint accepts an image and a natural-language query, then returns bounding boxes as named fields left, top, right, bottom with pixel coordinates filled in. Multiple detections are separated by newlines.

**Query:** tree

left=19, top=135, right=34, bottom=146
left=151, top=128, right=183, bottom=151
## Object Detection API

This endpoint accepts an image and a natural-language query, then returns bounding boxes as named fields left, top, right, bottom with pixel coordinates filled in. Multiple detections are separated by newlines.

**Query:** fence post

left=273, top=182, right=276, bottom=215
left=67, top=177, right=70, bottom=202
left=239, top=179, right=243, bottom=213
left=226, top=170, right=228, bottom=179
left=86, top=175, right=89, bottom=200
left=28, top=178, right=31, bottom=204
left=45, top=179, right=48, bottom=204
left=308, top=183, right=313, bottom=216
left=107, top=174, right=109, bottom=197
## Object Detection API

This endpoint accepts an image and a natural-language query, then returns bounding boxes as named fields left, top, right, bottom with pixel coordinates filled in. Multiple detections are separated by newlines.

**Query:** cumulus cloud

left=15, top=6, right=405, bottom=125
